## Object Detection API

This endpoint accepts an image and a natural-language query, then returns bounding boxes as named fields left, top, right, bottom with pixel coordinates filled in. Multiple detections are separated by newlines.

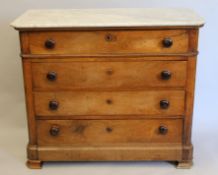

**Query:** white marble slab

left=11, top=8, right=204, bottom=29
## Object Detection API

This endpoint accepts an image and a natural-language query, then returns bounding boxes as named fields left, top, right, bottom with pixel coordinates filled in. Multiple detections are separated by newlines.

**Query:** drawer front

left=37, top=119, right=183, bottom=146
left=34, top=90, right=185, bottom=116
left=32, top=61, right=187, bottom=90
left=27, top=30, right=189, bottom=55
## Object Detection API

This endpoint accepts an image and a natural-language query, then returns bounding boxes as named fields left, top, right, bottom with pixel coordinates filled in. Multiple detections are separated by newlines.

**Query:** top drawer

left=22, top=30, right=189, bottom=55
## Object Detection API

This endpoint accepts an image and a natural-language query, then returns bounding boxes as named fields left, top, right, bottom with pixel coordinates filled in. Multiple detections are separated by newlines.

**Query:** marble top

left=11, top=8, right=204, bottom=29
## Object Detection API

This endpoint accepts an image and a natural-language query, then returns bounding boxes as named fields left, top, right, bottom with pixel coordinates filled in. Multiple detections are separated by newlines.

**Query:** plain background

left=0, top=0, right=217, bottom=174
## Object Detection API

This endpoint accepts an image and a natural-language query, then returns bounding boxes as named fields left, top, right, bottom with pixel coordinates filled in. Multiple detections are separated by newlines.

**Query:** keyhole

left=106, top=69, right=113, bottom=75
left=105, top=34, right=116, bottom=42
left=106, top=99, right=113, bottom=104
left=106, top=127, right=113, bottom=133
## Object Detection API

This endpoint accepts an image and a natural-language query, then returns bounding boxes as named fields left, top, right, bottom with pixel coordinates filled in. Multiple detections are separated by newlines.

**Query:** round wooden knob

left=50, top=125, right=60, bottom=136
left=45, top=39, right=55, bottom=49
left=160, top=100, right=170, bottom=109
left=161, top=70, right=171, bottom=80
left=159, top=126, right=168, bottom=134
left=47, top=71, right=57, bottom=81
left=162, top=38, right=173, bottom=48
left=49, top=100, right=59, bottom=110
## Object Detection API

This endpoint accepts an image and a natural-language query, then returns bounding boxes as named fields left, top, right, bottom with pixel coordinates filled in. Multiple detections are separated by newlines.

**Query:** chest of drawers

left=11, top=8, right=204, bottom=169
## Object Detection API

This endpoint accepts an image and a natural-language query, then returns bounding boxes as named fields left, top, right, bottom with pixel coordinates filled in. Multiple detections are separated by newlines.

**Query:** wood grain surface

left=32, top=61, right=187, bottom=90
left=25, top=30, right=189, bottom=54
left=37, top=119, right=183, bottom=145
left=34, top=90, right=185, bottom=116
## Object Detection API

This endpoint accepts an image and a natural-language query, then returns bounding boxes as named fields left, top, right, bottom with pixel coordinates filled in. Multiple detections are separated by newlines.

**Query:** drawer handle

left=49, top=100, right=59, bottom=110
left=160, top=100, right=170, bottom=109
left=159, top=125, right=168, bottom=135
left=50, top=125, right=60, bottom=136
left=162, top=38, right=173, bottom=48
left=45, top=39, right=55, bottom=49
left=47, top=71, right=57, bottom=81
left=161, top=70, right=171, bottom=80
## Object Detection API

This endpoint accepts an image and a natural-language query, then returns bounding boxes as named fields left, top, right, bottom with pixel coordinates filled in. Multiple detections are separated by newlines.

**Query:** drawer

left=26, top=30, right=189, bottom=55
left=32, top=61, right=187, bottom=90
left=37, top=119, right=183, bottom=146
left=34, top=90, right=185, bottom=116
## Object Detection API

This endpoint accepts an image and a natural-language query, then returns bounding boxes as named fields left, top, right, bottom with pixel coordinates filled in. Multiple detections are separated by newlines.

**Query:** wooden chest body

left=11, top=9, right=204, bottom=169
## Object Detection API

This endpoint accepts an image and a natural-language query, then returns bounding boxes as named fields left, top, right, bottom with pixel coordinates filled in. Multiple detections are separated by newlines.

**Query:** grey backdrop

left=0, top=0, right=217, bottom=174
